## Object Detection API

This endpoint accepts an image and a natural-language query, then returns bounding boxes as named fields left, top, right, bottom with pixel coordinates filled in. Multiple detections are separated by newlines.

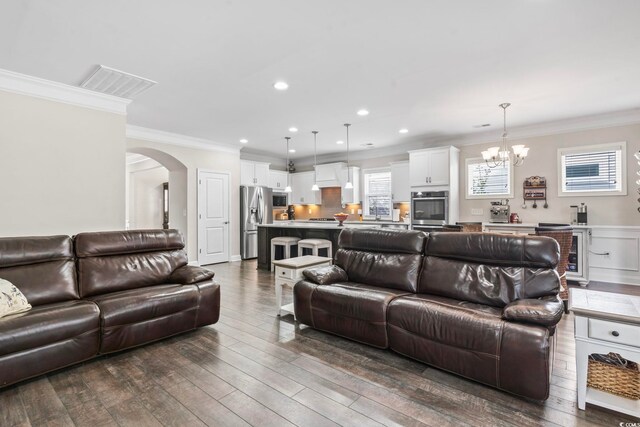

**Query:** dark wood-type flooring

left=1, top=260, right=638, bottom=426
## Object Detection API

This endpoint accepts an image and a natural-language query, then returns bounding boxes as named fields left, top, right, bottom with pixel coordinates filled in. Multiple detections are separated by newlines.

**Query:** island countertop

left=258, top=222, right=378, bottom=229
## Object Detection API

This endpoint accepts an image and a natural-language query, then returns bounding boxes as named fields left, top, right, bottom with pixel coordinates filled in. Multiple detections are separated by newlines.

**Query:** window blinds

left=364, top=171, right=392, bottom=216
left=468, top=161, right=510, bottom=196
left=562, top=149, right=621, bottom=192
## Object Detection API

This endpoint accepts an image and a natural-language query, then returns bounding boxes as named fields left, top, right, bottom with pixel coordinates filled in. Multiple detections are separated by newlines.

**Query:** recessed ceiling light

left=357, top=109, right=369, bottom=116
left=399, top=128, right=409, bottom=134
left=288, top=127, right=298, bottom=133
left=336, top=140, right=344, bottom=145
left=274, top=81, right=289, bottom=90
left=239, top=138, right=248, bottom=143
left=289, top=149, right=296, bottom=153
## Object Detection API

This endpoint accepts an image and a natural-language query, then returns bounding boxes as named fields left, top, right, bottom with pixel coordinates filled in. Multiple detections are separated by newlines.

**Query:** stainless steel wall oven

left=411, top=191, right=448, bottom=230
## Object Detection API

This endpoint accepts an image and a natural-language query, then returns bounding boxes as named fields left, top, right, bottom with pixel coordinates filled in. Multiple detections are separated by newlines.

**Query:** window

left=465, top=157, right=514, bottom=199
left=558, top=142, right=626, bottom=196
left=363, top=168, right=392, bottom=218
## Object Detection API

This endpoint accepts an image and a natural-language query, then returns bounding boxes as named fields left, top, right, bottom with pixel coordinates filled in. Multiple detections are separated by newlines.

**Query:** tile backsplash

left=272, top=187, right=411, bottom=221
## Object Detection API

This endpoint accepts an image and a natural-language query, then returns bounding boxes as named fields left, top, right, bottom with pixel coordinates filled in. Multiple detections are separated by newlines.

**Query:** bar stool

left=270, top=237, right=300, bottom=271
left=298, top=238, right=332, bottom=257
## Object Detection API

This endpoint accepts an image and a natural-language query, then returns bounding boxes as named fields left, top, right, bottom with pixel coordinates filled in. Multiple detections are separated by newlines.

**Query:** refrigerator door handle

left=257, top=189, right=263, bottom=224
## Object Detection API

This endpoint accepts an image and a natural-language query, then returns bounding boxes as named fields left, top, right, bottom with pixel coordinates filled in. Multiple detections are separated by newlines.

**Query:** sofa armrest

left=169, top=265, right=215, bottom=284
left=302, top=265, right=348, bottom=285
left=502, top=295, right=564, bottom=327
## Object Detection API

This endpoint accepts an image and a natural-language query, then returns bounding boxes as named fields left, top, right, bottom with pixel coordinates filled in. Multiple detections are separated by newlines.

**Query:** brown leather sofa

left=0, top=229, right=219, bottom=388
left=294, top=228, right=564, bottom=400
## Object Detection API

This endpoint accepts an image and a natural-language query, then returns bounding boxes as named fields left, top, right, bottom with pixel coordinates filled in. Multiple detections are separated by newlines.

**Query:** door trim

left=197, top=169, right=231, bottom=265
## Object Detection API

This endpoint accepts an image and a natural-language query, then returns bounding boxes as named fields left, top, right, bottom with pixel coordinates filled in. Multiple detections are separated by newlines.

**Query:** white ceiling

left=2, top=1, right=639, bottom=159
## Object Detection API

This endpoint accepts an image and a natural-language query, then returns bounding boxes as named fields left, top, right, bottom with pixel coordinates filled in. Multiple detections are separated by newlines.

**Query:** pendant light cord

left=285, top=137, right=290, bottom=187
left=312, top=131, right=318, bottom=183
left=344, top=123, right=351, bottom=184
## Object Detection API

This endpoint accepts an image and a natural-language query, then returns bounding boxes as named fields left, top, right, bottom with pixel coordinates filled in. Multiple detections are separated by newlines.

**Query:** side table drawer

left=588, top=318, right=640, bottom=348
left=275, top=266, right=297, bottom=280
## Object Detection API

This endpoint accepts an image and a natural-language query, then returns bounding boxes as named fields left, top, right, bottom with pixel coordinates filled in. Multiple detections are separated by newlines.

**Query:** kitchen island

left=257, top=222, right=379, bottom=270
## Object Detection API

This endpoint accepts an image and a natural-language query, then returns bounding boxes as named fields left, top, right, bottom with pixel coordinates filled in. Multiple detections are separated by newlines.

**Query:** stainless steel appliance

left=272, top=192, right=288, bottom=207
left=571, top=203, right=588, bottom=225
left=490, top=200, right=510, bottom=223
left=411, top=191, right=448, bottom=231
left=240, top=186, right=273, bottom=259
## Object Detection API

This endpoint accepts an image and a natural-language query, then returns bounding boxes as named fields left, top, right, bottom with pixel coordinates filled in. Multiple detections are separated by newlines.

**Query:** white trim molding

left=230, top=255, right=242, bottom=262
left=127, top=125, right=240, bottom=154
left=0, top=68, right=131, bottom=114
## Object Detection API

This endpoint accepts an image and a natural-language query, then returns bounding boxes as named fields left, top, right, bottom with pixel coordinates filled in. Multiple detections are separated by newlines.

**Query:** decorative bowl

left=333, top=213, right=349, bottom=226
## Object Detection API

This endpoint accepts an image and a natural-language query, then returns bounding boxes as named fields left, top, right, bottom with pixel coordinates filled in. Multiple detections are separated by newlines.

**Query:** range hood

left=314, top=162, right=360, bottom=204
left=314, top=162, right=348, bottom=188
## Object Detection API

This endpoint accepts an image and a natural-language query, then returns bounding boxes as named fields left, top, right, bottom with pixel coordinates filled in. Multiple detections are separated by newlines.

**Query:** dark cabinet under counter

left=257, top=225, right=344, bottom=271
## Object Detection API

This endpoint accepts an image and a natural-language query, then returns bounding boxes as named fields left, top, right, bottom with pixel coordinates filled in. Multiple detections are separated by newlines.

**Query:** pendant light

left=284, top=137, right=292, bottom=193
left=344, top=123, right=353, bottom=189
left=481, top=103, right=529, bottom=168
left=311, top=131, right=320, bottom=191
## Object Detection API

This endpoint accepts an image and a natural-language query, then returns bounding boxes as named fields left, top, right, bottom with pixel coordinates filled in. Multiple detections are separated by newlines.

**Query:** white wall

left=127, top=159, right=169, bottom=229
left=457, top=123, right=640, bottom=226
left=127, top=138, right=241, bottom=261
left=0, top=90, right=126, bottom=236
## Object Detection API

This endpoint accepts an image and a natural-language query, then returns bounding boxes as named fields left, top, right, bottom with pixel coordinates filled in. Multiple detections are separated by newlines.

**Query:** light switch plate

left=471, top=208, right=484, bottom=216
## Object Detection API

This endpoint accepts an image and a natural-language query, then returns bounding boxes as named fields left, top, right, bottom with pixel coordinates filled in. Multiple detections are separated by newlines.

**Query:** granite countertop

left=275, top=219, right=410, bottom=226
left=482, top=222, right=591, bottom=229
left=259, top=222, right=379, bottom=229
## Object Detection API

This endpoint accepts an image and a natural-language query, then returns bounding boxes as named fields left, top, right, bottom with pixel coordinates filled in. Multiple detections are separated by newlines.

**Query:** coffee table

left=272, top=255, right=332, bottom=318
left=569, top=288, right=640, bottom=417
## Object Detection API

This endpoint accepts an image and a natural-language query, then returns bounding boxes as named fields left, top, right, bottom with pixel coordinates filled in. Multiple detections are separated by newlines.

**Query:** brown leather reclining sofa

left=0, top=229, right=219, bottom=388
left=294, top=228, right=564, bottom=400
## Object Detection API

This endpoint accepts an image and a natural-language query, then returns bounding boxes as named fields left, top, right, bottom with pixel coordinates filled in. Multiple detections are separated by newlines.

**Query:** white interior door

left=198, top=170, right=229, bottom=265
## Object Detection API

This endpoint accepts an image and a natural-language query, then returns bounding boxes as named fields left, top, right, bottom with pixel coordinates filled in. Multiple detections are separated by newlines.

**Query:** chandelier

left=482, top=103, right=529, bottom=168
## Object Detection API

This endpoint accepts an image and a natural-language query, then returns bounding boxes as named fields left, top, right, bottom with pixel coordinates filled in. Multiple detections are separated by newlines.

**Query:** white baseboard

left=188, top=260, right=201, bottom=266
left=230, top=255, right=242, bottom=262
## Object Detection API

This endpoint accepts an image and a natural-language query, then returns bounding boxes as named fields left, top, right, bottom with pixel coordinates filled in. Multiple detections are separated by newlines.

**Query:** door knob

left=224, top=221, right=229, bottom=224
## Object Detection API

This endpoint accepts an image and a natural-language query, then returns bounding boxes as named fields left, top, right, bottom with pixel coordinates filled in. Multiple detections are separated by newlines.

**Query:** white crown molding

left=0, top=68, right=131, bottom=114
left=126, top=125, right=240, bottom=154
left=293, top=107, right=640, bottom=166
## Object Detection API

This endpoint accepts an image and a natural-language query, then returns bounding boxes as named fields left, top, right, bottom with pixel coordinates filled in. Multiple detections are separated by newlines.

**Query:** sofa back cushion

left=75, top=229, right=188, bottom=297
left=419, top=232, right=560, bottom=307
left=334, top=228, right=426, bottom=292
left=0, top=235, right=78, bottom=305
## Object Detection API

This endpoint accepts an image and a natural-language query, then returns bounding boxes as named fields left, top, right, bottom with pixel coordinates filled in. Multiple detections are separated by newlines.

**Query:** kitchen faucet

left=374, top=204, right=381, bottom=221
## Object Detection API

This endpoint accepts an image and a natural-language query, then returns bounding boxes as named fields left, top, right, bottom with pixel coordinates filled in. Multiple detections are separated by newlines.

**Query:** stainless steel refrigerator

left=240, top=185, right=273, bottom=259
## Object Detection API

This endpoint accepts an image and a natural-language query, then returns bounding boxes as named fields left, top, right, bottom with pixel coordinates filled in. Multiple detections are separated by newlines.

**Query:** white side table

left=569, top=288, right=640, bottom=418
left=272, top=255, right=332, bottom=318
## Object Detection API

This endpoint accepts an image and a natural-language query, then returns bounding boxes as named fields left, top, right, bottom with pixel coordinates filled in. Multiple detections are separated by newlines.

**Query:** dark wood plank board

left=0, top=259, right=637, bottom=426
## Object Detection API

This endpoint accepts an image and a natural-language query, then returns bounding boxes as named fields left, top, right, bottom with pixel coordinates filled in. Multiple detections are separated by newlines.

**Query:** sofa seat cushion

left=88, top=284, right=200, bottom=353
left=310, top=282, right=409, bottom=348
left=387, top=294, right=553, bottom=399
left=89, top=284, right=199, bottom=328
left=388, top=294, right=504, bottom=356
left=0, top=300, right=100, bottom=357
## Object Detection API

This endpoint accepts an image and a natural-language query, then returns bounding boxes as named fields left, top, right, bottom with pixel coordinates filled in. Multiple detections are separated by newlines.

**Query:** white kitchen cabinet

left=390, top=161, right=410, bottom=202
left=290, top=172, right=322, bottom=205
left=240, top=160, right=270, bottom=186
left=409, top=146, right=457, bottom=187
left=269, top=170, right=289, bottom=191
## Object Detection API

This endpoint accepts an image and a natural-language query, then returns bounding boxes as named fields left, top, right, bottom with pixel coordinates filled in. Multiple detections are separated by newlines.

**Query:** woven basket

left=587, top=353, right=640, bottom=400
left=535, top=228, right=572, bottom=301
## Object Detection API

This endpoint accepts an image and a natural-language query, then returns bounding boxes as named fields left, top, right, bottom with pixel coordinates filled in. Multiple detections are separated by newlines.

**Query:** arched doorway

left=125, top=147, right=189, bottom=247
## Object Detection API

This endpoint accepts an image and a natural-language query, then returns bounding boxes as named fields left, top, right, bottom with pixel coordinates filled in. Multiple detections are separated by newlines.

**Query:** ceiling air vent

left=80, top=65, right=156, bottom=99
